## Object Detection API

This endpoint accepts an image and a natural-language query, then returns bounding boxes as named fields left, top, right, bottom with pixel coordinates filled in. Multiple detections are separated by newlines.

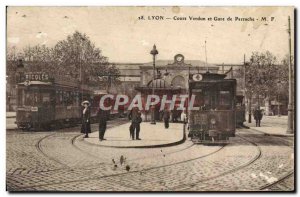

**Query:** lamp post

left=247, top=79, right=253, bottom=123
left=287, top=16, right=294, bottom=133
left=150, top=44, right=158, bottom=124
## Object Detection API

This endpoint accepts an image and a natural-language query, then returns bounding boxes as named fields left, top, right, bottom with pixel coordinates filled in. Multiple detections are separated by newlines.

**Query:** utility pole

left=205, top=40, right=208, bottom=73
left=244, top=54, right=247, bottom=122
left=287, top=16, right=294, bottom=134
left=243, top=54, right=246, bottom=97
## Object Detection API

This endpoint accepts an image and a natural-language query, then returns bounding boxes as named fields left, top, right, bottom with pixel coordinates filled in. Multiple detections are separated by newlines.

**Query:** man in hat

left=81, top=101, right=91, bottom=138
left=128, top=107, right=142, bottom=140
left=162, top=108, right=171, bottom=129
left=254, top=107, right=263, bottom=127
left=135, top=112, right=142, bottom=140
left=97, top=108, right=108, bottom=141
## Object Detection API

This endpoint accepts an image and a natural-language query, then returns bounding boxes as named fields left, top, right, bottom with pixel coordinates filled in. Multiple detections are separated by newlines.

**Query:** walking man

left=97, top=108, right=108, bottom=141
left=254, top=107, right=263, bottom=127
left=135, top=112, right=142, bottom=140
left=162, top=108, right=170, bottom=129
left=128, top=107, right=139, bottom=140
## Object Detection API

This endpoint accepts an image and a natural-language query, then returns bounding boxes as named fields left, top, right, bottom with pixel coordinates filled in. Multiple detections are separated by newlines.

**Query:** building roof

left=113, top=59, right=218, bottom=70
left=142, top=60, right=217, bottom=68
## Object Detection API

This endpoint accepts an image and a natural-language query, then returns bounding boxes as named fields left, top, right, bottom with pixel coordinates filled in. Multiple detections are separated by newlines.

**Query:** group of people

left=80, top=101, right=175, bottom=141
left=80, top=101, right=145, bottom=141
left=80, top=100, right=108, bottom=141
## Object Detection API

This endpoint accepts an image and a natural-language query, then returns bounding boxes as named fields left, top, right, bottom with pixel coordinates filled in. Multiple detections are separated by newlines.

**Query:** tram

left=15, top=72, right=116, bottom=131
left=188, top=72, right=237, bottom=143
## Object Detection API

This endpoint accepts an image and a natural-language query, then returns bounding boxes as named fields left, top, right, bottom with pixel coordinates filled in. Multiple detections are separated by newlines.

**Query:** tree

left=22, top=45, right=55, bottom=73
left=6, top=31, right=120, bottom=88
left=244, top=51, right=287, bottom=107
left=53, top=31, right=119, bottom=86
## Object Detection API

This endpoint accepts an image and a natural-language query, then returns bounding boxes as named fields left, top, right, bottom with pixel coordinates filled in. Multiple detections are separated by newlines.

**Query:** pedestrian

left=135, top=112, right=142, bottom=140
left=181, top=111, right=187, bottom=124
left=97, top=108, right=108, bottom=141
left=81, top=100, right=91, bottom=138
left=162, top=108, right=170, bottom=129
left=258, top=109, right=263, bottom=126
left=254, top=107, right=263, bottom=127
left=128, top=107, right=139, bottom=140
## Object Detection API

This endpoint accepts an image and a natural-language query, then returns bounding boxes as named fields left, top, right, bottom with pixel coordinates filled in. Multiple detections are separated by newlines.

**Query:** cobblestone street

left=6, top=119, right=294, bottom=192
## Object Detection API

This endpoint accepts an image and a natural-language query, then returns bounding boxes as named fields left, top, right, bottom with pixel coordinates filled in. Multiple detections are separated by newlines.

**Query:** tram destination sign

left=25, top=72, right=50, bottom=82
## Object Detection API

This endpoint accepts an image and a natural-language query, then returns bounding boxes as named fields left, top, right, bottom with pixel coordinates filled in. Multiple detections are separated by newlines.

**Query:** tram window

left=203, top=91, right=210, bottom=107
left=24, top=93, right=32, bottom=105
left=218, top=90, right=232, bottom=109
left=55, top=90, right=64, bottom=105
left=192, top=89, right=204, bottom=107
left=24, top=91, right=39, bottom=106
left=41, top=93, right=50, bottom=105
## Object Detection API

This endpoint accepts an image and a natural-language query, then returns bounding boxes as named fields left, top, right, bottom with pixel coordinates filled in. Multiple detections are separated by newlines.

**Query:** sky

left=7, top=6, right=294, bottom=64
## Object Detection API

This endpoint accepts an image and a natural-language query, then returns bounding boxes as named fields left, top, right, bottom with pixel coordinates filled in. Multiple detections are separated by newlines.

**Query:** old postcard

left=6, top=6, right=295, bottom=192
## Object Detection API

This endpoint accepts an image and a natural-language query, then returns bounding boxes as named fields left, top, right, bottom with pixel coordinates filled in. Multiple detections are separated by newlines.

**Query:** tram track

left=11, top=141, right=227, bottom=190
left=9, top=127, right=294, bottom=191
left=9, top=129, right=253, bottom=190
left=35, top=133, right=71, bottom=169
left=259, top=171, right=294, bottom=191
left=169, top=133, right=262, bottom=191
left=176, top=129, right=294, bottom=191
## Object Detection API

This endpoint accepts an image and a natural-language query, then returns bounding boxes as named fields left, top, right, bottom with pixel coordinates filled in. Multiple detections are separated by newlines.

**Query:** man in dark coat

left=134, top=112, right=142, bottom=140
left=162, top=108, right=170, bottom=129
left=97, top=108, right=108, bottom=141
left=81, top=101, right=91, bottom=138
left=128, top=107, right=142, bottom=140
left=254, top=108, right=263, bottom=127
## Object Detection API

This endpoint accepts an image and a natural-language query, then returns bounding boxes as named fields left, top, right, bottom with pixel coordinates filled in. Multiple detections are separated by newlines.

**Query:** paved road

left=6, top=119, right=294, bottom=192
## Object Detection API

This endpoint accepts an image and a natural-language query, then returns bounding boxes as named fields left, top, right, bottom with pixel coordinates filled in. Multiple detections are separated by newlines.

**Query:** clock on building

left=174, top=54, right=184, bottom=63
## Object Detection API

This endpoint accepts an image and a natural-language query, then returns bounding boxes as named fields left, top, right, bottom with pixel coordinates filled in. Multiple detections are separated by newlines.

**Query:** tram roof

left=18, top=81, right=52, bottom=86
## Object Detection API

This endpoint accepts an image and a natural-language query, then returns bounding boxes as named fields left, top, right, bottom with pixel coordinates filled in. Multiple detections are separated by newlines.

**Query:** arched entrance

left=171, top=75, right=186, bottom=89
left=135, top=78, right=182, bottom=121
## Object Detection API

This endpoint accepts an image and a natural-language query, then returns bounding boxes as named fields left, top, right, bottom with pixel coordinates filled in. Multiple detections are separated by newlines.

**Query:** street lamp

left=150, top=44, right=158, bottom=124
left=247, top=78, right=253, bottom=123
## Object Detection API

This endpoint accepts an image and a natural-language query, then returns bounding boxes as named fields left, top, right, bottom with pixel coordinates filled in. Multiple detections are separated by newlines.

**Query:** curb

left=81, top=125, right=186, bottom=149
left=250, top=127, right=294, bottom=137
